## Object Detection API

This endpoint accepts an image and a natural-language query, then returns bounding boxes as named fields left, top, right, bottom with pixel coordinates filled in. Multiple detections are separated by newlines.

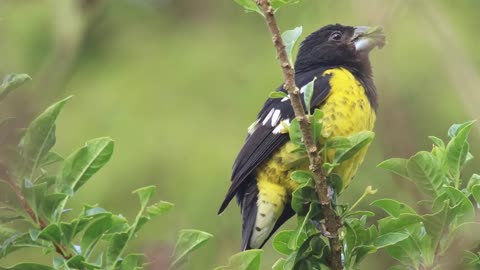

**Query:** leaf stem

left=0, top=162, right=72, bottom=259
left=255, top=1, right=343, bottom=269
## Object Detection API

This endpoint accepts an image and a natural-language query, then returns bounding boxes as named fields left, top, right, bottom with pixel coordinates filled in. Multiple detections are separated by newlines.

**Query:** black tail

left=239, top=182, right=258, bottom=250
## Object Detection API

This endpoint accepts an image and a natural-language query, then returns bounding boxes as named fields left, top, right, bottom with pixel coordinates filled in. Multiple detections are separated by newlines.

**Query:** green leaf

left=81, top=215, right=113, bottom=257
left=290, top=184, right=318, bottom=216
left=377, top=213, right=423, bottom=235
left=289, top=119, right=302, bottom=147
left=106, top=232, right=129, bottom=268
left=271, top=0, right=301, bottom=11
left=471, top=185, right=480, bottom=204
left=119, top=253, right=145, bottom=270
left=1, top=232, right=49, bottom=258
left=40, top=193, right=68, bottom=221
left=146, top=201, right=174, bottom=218
left=0, top=73, right=31, bottom=101
left=272, top=230, right=295, bottom=255
left=293, top=234, right=328, bottom=269
left=448, top=121, right=474, bottom=138
left=290, top=170, right=313, bottom=185
left=374, top=232, right=409, bottom=248
left=371, top=199, right=416, bottom=217
left=132, top=185, right=156, bottom=208
left=272, top=258, right=286, bottom=270
left=57, top=137, right=114, bottom=194
left=170, top=229, right=213, bottom=269
left=288, top=203, right=318, bottom=250
left=423, top=200, right=449, bottom=251
left=428, top=136, right=445, bottom=149
left=19, top=96, right=71, bottom=179
left=466, top=174, right=480, bottom=193
left=269, top=91, right=288, bottom=99
left=282, top=26, right=302, bottom=65
left=0, top=263, right=54, bottom=270
left=214, top=249, right=262, bottom=270
left=377, top=158, right=409, bottom=179
left=325, top=136, right=351, bottom=150
left=406, top=151, right=445, bottom=198
left=40, top=152, right=64, bottom=167
left=434, top=186, right=475, bottom=225
left=30, top=224, right=62, bottom=245
left=446, top=121, right=475, bottom=181
left=233, top=0, right=263, bottom=16
left=334, top=131, right=374, bottom=163
left=301, top=77, right=316, bottom=114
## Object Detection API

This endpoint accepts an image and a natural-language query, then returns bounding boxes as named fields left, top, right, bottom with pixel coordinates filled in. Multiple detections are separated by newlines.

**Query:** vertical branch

left=255, top=1, right=343, bottom=269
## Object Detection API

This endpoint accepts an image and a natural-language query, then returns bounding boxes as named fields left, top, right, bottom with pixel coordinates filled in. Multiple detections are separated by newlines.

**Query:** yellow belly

left=257, top=67, right=375, bottom=196
left=249, top=68, right=376, bottom=248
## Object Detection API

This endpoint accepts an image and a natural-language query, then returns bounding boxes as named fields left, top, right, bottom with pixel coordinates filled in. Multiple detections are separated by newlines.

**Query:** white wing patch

left=262, top=108, right=275, bottom=126
left=281, top=94, right=290, bottom=102
left=271, top=109, right=281, bottom=126
left=272, top=118, right=291, bottom=134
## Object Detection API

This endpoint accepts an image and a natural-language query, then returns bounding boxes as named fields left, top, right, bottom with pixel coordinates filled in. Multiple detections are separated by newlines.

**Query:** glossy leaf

left=214, top=249, right=262, bottom=270
left=371, top=199, right=416, bottom=217
left=171, top=229, right=213, bottom=269
left=272, top=230, right=295, bottom=255
left=57, top=137, right=114, bottom=194
left=377, top=158, right=409, bottom=180
left=0, top=263, right=53, bottom=270
left=289, top=119, right=302, bottom=147
left=271, top=0, right=301, bottom=11
left=467, top=174, right=480, bottom=193
left=269, top=91, right=288, bottom=99
left=19, top=96, right=71, bottom=179
left=282, top=26, right=303, bottom=65
left=0, top=73, right=31, bottom=101
left=428, top=136, right=445, bottom=149
left=40, top=152, right=64, bottom=167
left=233, top=0, right=262, bottom=15
left=446, top=120, right=475, bottom=180
left=301, top=77, right=315, bottom=114
left=81, top=215, right=113, bottom=257
left=290, top=170, right=312, bottom=185
left=407, top=151, right=445, bottom=198
left=133, top=185, right=156, bottom=208
left=334, top=131, right=374, bottom=163
left=374, top=232, right=409, bottom=248
left=146, top=201, right=174, bottom=218
left=106, top=232, right=129, bottom=268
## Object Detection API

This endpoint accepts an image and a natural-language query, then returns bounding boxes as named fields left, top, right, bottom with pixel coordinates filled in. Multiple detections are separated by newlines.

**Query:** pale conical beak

left=352, top=26, right=386, bottom=53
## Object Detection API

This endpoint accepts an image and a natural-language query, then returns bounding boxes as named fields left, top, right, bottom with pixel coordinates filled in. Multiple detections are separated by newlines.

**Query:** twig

left=0, top=163, right=71, bottom=259
left=255, top=1, right=343, bottom=269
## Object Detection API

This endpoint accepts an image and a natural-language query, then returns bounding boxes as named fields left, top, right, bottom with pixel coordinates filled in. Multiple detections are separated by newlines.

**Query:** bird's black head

left=294, top=24, right=386, bottom=75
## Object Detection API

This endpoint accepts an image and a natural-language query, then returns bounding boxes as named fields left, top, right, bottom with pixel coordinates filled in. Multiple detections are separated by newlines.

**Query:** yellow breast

left=256, top=67, right=376, bottom=192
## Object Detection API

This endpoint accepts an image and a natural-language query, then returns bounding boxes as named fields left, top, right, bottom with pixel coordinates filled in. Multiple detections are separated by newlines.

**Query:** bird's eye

left=329, top=31, right=343, bottom=41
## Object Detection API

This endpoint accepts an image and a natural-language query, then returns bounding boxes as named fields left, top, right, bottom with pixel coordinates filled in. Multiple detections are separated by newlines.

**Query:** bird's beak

left=351, top=26, right=386, bottom=53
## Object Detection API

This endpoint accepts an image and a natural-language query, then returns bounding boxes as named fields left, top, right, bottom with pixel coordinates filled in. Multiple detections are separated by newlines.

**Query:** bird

left=218, top=24, right=385, bottom=250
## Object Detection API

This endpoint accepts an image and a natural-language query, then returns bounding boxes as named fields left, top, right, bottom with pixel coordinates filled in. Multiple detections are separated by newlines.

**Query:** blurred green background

left=1, top=0, right=480, bottom=269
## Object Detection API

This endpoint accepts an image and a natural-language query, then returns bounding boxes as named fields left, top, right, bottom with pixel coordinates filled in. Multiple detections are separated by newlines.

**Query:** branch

left=0, top=163, right=71, bottom=259
left=255, top=1, right=342, bottom=269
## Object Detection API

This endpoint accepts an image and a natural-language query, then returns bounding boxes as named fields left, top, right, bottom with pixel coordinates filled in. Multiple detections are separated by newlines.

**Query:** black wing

left=218, top=67, right=333, bottom=214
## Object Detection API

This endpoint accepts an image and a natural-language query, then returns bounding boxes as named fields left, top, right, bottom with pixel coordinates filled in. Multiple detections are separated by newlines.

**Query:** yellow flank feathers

left=250, top=67, right=376, bottom=248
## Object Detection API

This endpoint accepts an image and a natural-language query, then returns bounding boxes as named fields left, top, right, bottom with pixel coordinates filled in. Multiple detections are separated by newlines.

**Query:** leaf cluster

left=0, top=75, right=181, bottom=269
